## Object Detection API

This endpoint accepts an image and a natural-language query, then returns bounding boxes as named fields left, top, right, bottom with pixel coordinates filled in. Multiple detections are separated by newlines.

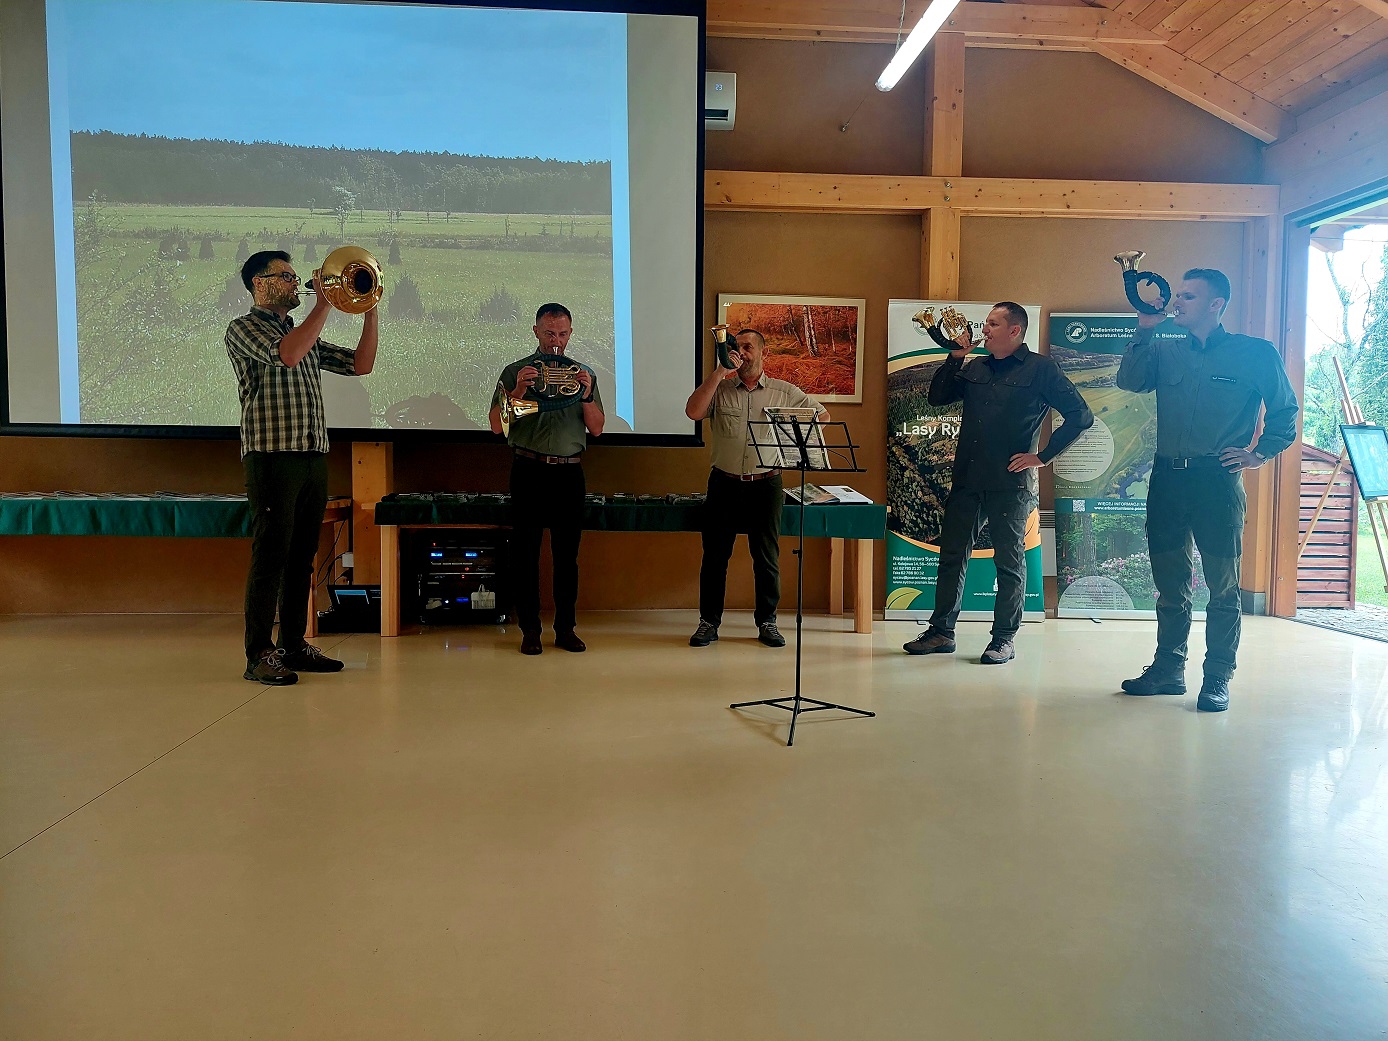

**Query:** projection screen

left=0, top=0, right=704, bottom=442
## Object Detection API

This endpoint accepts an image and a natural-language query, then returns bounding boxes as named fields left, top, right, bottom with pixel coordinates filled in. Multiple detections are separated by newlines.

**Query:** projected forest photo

left=72, top=134, right=615, bottom=428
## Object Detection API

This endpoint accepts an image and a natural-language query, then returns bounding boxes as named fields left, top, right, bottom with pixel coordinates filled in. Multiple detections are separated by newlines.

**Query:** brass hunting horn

left=1114, top=251, right=1172, bottom=316
left=301, top=245, right=384, bottom=314
left=911, top=306, right=980, bottom=351
left=495, top=355, right=594, bottom=436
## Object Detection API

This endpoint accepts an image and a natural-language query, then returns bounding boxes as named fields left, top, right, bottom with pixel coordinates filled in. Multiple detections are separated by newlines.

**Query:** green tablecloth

left=0, top=493, right=888, bottom=541
left=0, top=494, right=252, bottom=537
left=375, top=495, right=887, bottom=540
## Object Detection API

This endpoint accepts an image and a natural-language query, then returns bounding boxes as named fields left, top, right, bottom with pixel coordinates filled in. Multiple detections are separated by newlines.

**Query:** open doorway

left=1297, top=200, right=1388, bottom=640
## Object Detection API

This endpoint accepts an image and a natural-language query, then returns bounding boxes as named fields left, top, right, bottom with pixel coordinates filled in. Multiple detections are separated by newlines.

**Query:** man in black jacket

left=1115, top=268, right=1299, bottom=712
left=904, top=302, right=1093, bottom=664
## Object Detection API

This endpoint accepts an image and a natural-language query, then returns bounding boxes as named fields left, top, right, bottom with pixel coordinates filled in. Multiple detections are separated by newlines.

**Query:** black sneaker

left=1121, top=663, right=1187, bottom=697
left=281, top=643, right=344, bottom=673
left=757, top=622, right=786, bottom=648
left=244, top=648, right=298, bottom=685
left=980, top=639, right=1015, bottom=665
left=689, top=620, right=719, bottom=647
left=1197, top=676, right=1230, bottom=712
left=903, top=629, right=955, bottom=655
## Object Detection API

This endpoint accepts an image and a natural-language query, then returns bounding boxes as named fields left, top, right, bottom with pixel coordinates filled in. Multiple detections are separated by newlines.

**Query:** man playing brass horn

left=904, top=302, right=1092, bottom=665
left=1116, top=268, right=1298, bottom=712
left=685, top=328, right=826, bottom=649
left=489, top=303, right=604, bottom=655
left=226, top=250, right=379, bottom=685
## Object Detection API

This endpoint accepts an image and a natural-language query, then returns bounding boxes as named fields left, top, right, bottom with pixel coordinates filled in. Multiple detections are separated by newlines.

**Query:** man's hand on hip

left=1220, top=447, right=1264, bottom=472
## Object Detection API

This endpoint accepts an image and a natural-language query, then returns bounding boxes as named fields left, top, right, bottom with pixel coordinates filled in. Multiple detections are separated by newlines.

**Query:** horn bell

left=313, top=245, right=384, bottom=314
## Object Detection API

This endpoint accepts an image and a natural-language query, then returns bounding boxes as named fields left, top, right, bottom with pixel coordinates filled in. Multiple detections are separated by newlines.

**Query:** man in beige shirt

left=684, top=329, right=827, bottom=648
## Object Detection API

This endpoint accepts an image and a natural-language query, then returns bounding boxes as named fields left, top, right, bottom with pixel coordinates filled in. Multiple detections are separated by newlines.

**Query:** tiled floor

left=2, top=611, right=1385, bottom=1040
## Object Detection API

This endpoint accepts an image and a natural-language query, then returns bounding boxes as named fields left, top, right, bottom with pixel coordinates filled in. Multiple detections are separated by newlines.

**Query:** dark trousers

left=510, top=456, right=585, bottom=635
left=930, top=486, right=1034, bottom=642
left=1146, top=463, right=1245, bottom=681
left=243, top=451, right=328, bottom=660
left=699, top=469, right=784, bottom=627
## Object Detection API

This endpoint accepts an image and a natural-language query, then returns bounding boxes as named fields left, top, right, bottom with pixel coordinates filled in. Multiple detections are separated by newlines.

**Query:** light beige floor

left=1, top=611, right=1385, bottom=1041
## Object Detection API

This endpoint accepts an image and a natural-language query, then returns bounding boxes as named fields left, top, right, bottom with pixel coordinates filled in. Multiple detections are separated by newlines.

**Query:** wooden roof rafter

left=708, top=0, right=1388, bottom=144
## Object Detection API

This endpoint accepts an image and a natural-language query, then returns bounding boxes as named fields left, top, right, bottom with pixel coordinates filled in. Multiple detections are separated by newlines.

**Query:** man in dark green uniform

left=904, top=302, right=1093, bottom=664
left=489, top=303, right=605, bottom=656
left=1116, top=268, right=1298, bottom=712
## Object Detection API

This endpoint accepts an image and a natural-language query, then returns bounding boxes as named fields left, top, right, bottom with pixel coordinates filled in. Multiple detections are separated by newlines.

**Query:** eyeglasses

left=255, top=271, right=300, bottom=285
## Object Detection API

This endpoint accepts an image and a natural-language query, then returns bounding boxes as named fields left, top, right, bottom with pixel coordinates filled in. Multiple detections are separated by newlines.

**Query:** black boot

left=1197, top=676, right=1230, bottom=712
left=1121, top=661, right=1186, bottom=696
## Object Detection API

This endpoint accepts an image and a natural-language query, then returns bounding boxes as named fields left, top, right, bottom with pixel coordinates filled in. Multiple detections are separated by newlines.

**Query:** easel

left=1297, top=357, right=1388, bottom=591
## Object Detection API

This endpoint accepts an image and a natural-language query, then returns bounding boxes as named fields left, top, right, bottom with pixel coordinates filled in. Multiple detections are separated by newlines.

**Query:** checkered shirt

left=225, top=306, right=357, bottom=456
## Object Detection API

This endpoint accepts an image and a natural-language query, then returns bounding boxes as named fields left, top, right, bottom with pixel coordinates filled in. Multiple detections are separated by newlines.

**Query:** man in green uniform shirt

left=489, top=303, right=605, bottom=656
left=1116, top=268, right=1299, bottom=712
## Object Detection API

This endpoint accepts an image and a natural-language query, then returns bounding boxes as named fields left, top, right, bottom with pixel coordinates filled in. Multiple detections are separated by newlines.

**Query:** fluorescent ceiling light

left=875, top=0, right=964, bottom=92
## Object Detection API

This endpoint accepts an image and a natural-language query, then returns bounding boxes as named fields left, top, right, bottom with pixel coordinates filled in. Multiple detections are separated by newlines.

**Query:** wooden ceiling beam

left=705, top=1, right=1167, bottom=44
left=705, top=170, right=1279, bottom=219
left=1089, top=41, right=1296, bottom=141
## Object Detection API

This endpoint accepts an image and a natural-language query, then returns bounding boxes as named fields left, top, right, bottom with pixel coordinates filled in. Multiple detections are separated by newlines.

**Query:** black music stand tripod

left=729, top=418, right=875, bottom=747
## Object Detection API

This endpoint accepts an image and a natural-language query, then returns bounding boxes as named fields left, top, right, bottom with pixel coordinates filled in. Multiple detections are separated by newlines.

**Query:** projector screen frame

left=0, top=0, right=707, bottom=448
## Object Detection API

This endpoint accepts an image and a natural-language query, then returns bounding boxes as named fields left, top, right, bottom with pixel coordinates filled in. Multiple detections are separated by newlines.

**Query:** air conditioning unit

left=705, top=71, right=736, bottom=130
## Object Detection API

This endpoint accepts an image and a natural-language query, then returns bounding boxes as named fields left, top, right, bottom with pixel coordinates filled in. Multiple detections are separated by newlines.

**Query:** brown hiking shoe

left=980, top=639, right=1015, bottom=665
left=903, top=629, right=956, bottom=655
left=244, top=648, right=298, bottom=685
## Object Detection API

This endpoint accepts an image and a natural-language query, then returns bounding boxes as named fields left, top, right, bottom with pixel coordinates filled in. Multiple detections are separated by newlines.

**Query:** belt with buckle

left=514, top=447, right=583, bottom=465
left=715, top=467, right=780, bottom=482
left=1156, top=455, right=1223, bottom=470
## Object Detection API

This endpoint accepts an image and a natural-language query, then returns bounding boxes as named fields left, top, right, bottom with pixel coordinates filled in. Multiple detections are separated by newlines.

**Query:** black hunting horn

left=1114, top=250, right=1172, bottom=316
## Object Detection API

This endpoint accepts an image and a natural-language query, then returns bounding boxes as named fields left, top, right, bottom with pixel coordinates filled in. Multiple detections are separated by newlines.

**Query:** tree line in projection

left=70, top=132, right=612, bottom=215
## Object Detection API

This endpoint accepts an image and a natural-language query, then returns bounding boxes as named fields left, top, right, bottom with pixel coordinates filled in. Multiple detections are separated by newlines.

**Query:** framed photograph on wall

left=717, top=294, right=865, bottom=404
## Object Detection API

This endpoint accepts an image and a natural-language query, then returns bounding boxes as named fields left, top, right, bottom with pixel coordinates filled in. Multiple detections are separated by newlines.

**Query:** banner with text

left=885, top=300, right=1044, bottom=622
left=1049, top=313, right=1209, bottom=618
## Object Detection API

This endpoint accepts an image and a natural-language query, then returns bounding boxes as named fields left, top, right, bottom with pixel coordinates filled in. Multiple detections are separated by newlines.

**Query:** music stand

left=729, top=415, right=875, bottom=747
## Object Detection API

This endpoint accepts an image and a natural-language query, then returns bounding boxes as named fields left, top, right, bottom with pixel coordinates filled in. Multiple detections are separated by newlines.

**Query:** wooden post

left=922, top=32, right=964, bottom=301
left=1239, top=216, right=1280, bottom=603
left=352, top=442, right=393, bottom=585
left=924, top=33, right=965, bottom=178
left=1272, top=222, right=1310, bottom=618
left=829, top=537, right=845, bottom=616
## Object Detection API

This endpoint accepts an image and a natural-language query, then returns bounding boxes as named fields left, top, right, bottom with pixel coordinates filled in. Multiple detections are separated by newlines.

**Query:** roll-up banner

left=885, top=300, right=1044, bottom=622
left=1048, top=313, right=1209, bottom=618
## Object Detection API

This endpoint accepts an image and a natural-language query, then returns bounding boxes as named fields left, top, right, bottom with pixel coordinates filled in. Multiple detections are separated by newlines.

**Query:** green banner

left=1049, top=314, right=1209, bottom=617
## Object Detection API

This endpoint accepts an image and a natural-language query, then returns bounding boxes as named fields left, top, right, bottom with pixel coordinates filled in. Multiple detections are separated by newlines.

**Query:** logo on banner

left=1064, top=320, right=1089, bottom=344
